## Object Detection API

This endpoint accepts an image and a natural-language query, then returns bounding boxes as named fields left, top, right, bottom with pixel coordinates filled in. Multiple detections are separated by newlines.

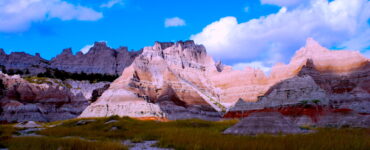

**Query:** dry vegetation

left=1, top=116, right=369, bottom=150
left=5, top=137, right=126, bottom=150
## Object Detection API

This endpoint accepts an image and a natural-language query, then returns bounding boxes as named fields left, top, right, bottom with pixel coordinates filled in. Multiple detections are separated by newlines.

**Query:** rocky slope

left=224, top=39, right=369, bottom=128
left=80, top=41, right=222, bottom=120
left=226, top=39, right=369, bottom=113
left=0, top=73, right=85, bottom=122
left=223, top=112, right=307, bottom=135
left=81, top=38, right=369, bottom=124
left=1, top=37, right=369, bottom=124
left=0, top=74, right=109, bottom=122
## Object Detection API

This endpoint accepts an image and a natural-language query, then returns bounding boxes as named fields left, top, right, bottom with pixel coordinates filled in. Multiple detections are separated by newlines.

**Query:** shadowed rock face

left=0, top=49, right=49, bottom=75
left=297, top=60, right=370, bottom=114
left=0, top=73, right=89, bottom=122
left=0, top=42, right=142, bottom=76
left=50, top=42, right=142, bottom=75
left=224, top=112, right=307, bottom=135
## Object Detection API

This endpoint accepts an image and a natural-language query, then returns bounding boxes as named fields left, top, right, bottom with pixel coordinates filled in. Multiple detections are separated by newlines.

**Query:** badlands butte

left=0, top=38, right=369, bottom=129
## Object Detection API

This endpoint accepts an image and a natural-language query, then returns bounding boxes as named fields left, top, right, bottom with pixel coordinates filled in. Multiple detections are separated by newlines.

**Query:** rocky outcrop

left=81, top=38, right=369, bottom=122
left=1, top=37, right=369, bottom=124
left=227, top=75, right=329, bottom=112
left=50, top=42, right=141, bottom=75
left=65, top=80, right=110, bottom=100
left=225, top=39, right=369, bottom=128
left=298, top=59, right=370, bottom=114
left=0, top=42, right=142, bottom=76
left=0, top=73, right=96, bottom=122
left=80, top=40, right=222, bottom=120
left=0, top=49, right=48, bottom=75
left=224, top=112, right=308, bottom=135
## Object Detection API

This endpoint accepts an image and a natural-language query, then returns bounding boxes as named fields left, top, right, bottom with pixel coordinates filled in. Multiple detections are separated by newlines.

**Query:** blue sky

left=0, top=0, right=369, bottom=71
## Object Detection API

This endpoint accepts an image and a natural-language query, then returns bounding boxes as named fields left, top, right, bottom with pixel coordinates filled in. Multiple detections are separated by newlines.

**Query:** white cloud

left=80, top=44, right=94, bottom=54
left=191, top=0, right=370, bottom=65
left=232, top=61, right=271, bottom=74
left=0, top=0, right=103, bottom=32
left=261, top=0, right=311, bottom=8
left=165, top=17, right=186, bottom=27
left=100, top=0, right=124, bottom=8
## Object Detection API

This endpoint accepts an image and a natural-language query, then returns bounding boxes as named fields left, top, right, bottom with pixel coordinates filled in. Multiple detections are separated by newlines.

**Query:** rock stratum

left=0, top=41, right=141, bottom=76
left=80, top=38, right=369, bottom=125
left=1, top=38, right=369, bottom=125
left=0, top=73, right=84, bottom=122
left=80, top=41, right=223, bottom=120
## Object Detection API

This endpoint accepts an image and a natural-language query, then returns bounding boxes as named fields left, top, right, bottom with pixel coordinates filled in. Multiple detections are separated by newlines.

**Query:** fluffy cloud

left=165, top=17, right=186, bottom=27
left=0, top=0, right=103, bottom=32
left=80, top=44, right=94, bottom=54
left=100, top=0, right=124, bottom=8
left=191, top=0, right=370, bottom=69
left=261, top=0, right=311, bottom=7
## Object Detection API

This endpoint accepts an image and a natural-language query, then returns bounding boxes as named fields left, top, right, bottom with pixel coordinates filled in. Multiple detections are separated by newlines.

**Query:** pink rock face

left=269, top=38, right=368, bottom=81
left=217, top=38, right=369, bottom=105
left=81, top=38, right=369, bottom=120
left=80, top=41, right=223, bottom=120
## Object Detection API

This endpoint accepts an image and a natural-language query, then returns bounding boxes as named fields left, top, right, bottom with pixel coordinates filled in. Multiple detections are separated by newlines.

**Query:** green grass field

left=1, top=116, right=369, bottom=150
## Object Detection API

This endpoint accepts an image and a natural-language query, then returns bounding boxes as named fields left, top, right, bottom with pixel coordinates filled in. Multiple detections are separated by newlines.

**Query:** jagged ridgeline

left=0, top=41, right=142, bottom=82
left=0, top=39, right=369, bottom=125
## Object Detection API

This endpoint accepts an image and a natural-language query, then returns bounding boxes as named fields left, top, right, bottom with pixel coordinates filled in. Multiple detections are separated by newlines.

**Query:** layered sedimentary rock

left=227, top=38, right=369, bottom=111
left=0, top=73, right=108, bottom=122
left=225, top=39, right=369, bottom=128
left=50, top=42, right=141, bottom=75
left=0, top=42, right=141, bottom=76
left=228, top=75, right=329, bottom=112
left=0, top=49, right=48, bottom=75
left=212, top=38, right=369, bottom=107
left=65, top=80, right=110, bottom=100
left=2, top=37, right=369, bottom=123
left=81, top=38, right=369, bottom=122
left=297, top=59, right=370, bottom=114
left=80, top=41, right=223, bottom=120
left=224, top=112, right=307, bottom=135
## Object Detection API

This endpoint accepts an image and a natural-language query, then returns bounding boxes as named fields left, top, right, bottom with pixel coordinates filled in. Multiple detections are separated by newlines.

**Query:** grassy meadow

left=0, top=116, right=369, bottom=150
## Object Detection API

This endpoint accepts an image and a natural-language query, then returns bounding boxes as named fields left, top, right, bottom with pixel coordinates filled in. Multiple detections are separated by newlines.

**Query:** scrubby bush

left=37, top=68, right=118, bottom=83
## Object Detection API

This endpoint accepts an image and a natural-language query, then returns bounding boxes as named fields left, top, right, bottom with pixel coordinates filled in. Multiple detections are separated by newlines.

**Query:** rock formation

left=0, top=73, right=108, bottom=122
left=0, top=49, right=48, bottom=75
left=50, top=42, right=141, bottom=75
left=0, top=42, right=142, bottom=76
left=1, top=37, right=369, bottom=124
left=80, top=38, right=370, bottom=122
left=225, top=38, right=369, bottom=128
left=223, top=112, right=307, bottom=135
left=80, top=41, right=223, bottom=120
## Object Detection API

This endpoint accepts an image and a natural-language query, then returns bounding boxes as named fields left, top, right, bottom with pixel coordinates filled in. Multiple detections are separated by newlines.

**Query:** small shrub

left=312, top=99, right=321, bottom=104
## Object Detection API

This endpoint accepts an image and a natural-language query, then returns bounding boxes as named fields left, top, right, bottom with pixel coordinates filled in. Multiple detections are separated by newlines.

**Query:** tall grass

left=4, top=137, right=127, bottom=150
left=37, top=117, right=370, bottom=150
left=0, top=124, right=16, bottom=148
